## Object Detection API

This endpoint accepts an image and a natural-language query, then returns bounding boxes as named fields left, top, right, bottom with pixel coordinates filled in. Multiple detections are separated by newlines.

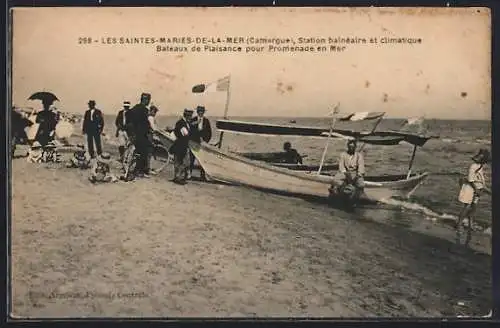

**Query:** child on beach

left=456, top=148, right=491, bottom=246
left=88, top=152, right=118, bottom=183
left=26, top=141, right=44, bottom=163
left=66, top=149, right=91, bottom=169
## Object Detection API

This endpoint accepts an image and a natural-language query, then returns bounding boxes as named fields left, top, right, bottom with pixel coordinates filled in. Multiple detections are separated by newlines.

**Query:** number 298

left=78, top=37, right=93, bottom=44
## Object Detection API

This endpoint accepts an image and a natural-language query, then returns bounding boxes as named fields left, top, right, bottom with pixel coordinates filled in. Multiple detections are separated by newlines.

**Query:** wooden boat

left=230, top=151, right=338, bottom=172
left=270, top=162, right=339, bottom=172
left=171, top=79, right=438, bottom=201
left=154, top=129, right=429, bottom=201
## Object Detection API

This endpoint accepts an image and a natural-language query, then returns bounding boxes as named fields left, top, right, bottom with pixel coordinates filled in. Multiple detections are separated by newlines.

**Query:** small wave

left=475, top=138, right=491, bottom=145
left=377, top=198, right=486, bottom=231
left=441, top=138, right=459, bottom=144
left=438, top=138, right=490, bottom=146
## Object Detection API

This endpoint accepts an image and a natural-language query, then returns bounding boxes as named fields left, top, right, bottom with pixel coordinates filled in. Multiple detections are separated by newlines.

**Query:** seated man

left=331, top=139, right=365, bottom=197
left=282, top=141, right=303, bottom=164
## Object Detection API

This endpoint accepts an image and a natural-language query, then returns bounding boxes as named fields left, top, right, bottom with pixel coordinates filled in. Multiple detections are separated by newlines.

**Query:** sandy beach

left=11, top=139, right=492, bottom=318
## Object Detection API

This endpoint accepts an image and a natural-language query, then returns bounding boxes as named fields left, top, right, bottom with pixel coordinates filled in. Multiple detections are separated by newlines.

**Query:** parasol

left=28, top=92, right=59, bottom=108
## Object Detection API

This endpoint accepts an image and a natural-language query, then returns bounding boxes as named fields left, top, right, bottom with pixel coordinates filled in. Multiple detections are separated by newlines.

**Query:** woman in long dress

left=456, top=148, right=491, bottom=246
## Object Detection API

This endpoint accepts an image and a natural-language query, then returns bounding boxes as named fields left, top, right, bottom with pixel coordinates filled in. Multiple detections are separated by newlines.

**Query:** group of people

left=168, top=106, right=212, bottom=184
left=13, top=95, right=492, bottom=247
left=79, top=92, right=213, bottom=183
left=11, top=102, right=63, bottom=163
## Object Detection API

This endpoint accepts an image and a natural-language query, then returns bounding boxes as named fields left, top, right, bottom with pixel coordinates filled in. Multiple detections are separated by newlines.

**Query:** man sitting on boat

left=331, top=139, right=365, bottom=198
left=282, top=142, right=303, bottom=164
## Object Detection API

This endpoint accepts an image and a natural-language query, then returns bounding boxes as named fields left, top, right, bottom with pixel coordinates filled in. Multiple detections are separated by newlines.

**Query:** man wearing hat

left=169, top=108, right=193, bottom=184
left=126, top=93, right=152, bottom=177
left=82, top=100, right=105, bottom=160
left=115, top=101, right=131, bottom=162
left=188, top=105, right=212, bottom=180
left=330, top=139, right=366, bottom=201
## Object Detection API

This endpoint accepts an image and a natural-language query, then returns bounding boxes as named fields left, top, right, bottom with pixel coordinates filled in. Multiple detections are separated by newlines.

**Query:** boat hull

left=154, top=130, right=428, bottom=201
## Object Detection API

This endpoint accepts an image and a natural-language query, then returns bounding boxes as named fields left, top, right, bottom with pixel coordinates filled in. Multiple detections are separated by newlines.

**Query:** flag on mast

left=404, top=117, right=425, bottom=126
left=337, top=111, right=385, bottom=121
left=192, top=76, right=231, bottom=93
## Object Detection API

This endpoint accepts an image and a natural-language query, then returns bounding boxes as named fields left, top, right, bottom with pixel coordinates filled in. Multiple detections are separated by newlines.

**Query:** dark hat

left=88, top=100, right=96, bottom=105
left=196, top=105, right=206, bottom=113
left=347, top=139, right=357, bottom=145
left=472, top=148, right=490, bottom=164
left=183, top=108, right=194, bottom=115
left=141, top=93, right=151, bottom=99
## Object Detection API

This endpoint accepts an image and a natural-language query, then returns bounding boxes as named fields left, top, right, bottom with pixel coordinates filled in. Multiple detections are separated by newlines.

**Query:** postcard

left=10, top=7, right=492, bottom=318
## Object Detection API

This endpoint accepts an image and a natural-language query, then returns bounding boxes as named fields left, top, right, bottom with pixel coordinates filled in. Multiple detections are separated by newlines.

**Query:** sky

left=11, top=7, right=491, bottom=120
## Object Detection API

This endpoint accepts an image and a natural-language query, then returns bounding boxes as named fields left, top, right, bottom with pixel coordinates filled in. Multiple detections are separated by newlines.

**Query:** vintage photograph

left=10, top=7, right=492, bottom=318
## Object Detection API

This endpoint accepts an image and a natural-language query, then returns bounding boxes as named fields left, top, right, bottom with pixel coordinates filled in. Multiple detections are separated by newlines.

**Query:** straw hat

left=31, top=141, right=42, bottom=149
left=99, top=152, right=111, bottom=162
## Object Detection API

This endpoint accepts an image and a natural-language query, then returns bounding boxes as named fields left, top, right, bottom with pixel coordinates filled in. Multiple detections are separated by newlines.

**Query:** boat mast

left=358, top=115, right=384, bottom=152
left=317, top=103, right=340, bottom=175
left=217, top=75, right=231, bottom=149
left=406, top=145, right=418, bottom=179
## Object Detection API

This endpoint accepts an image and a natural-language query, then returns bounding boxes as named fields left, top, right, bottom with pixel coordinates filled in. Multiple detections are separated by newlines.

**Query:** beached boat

left=168, top=78, right=437, bottom=201
left=229, top=151, right=338, bottom=172
left=154, top=129, right=430, bottom=201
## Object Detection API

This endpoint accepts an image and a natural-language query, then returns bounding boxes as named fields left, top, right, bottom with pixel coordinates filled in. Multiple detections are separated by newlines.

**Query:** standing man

left=127, top=93, right=152, bottom=178
left=82, top=100, right=105, bottom=160
left=189, top=105, right=212, bottom=180
left=169, top=108, right=193, bottom=185
left=115, top=101, right=130, bottom=162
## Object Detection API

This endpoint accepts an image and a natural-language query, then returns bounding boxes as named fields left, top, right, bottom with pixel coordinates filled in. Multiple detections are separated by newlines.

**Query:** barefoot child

left=456, top=148, right=491, bottom=246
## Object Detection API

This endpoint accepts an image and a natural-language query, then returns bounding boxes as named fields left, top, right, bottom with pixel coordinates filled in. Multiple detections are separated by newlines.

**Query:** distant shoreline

left=17, top=109, right=491, bottom=122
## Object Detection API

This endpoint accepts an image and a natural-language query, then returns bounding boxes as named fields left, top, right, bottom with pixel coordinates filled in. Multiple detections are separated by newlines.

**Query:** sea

left=98, top=115, right=492, bottom=229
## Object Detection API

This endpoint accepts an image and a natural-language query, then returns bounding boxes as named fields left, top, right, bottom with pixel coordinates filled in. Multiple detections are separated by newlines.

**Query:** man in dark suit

left=82, top=100, right=104, bottom=159
left=126, top=93, right=152, bottom=177
left=169, top=108, right=193, bottom=185
left=189, top=105, right=212, bottom=180
left=115, top=101, right=130, bottom=162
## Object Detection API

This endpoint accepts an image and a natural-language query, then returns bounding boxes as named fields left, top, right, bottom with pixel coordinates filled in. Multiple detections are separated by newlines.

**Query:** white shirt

left=148, top=115, right=157, bottom=131
left=339, top=152, right=365, bottom=175
left=468, top=163, right=486, bottom=190
left=90, top=109, right=95, bottom=121
left=198, top=117, right=204, bottom=131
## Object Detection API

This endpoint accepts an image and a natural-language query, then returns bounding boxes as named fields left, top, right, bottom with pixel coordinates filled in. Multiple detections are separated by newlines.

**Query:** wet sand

left=11, top=145, right=491, bottom=318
